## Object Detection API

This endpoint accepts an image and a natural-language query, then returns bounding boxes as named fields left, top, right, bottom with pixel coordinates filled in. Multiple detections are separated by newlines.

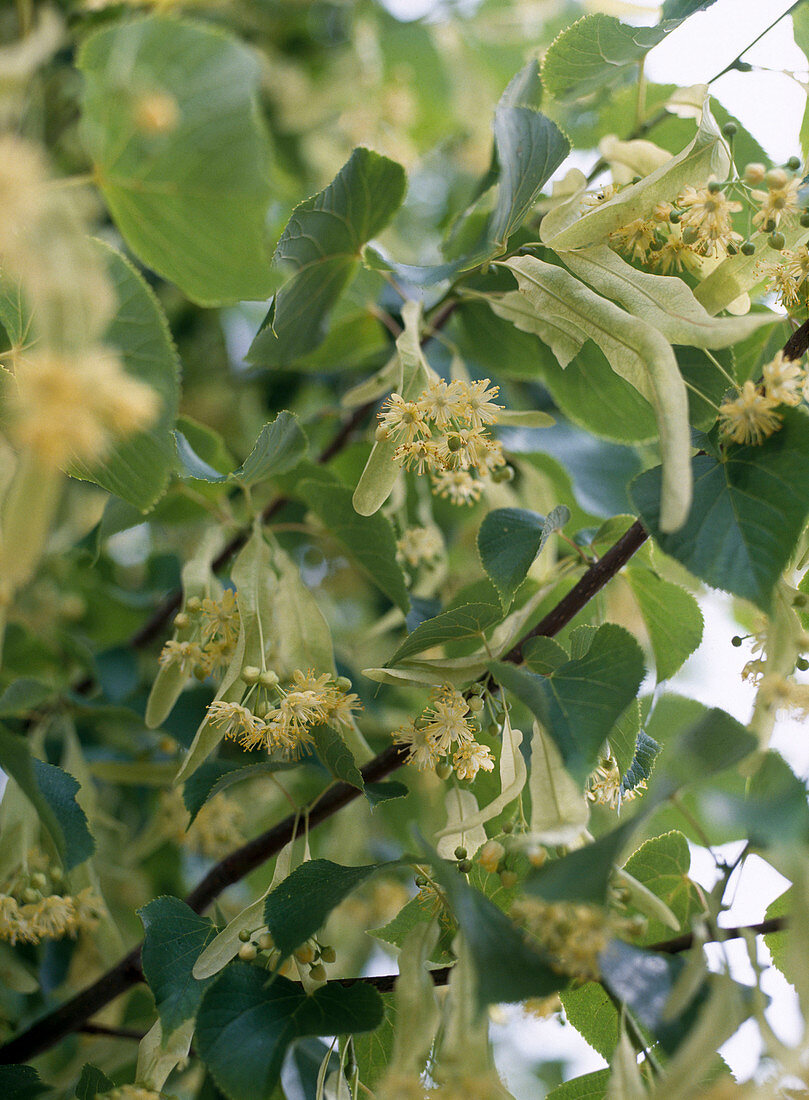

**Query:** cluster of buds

left=598, top=149, right=807, bottom=275
left=395, top=524, right=444, bottom=570
left=0, top=851, right=104, bottom=945
left=718, top=351, right=807, bottom=447
left=510, top=897, right=644, bottom=983
left=236, top=926, right=336, bottom=983
left=208, top=668, right=362, bottom=759
left=158, top=590, right=240, bottom=679
left=391, top=684, right=495, bottom=781
left=377, top=378, right=507, bottom=505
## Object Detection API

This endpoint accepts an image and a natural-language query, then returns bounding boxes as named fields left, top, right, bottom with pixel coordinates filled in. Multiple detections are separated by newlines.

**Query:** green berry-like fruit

left=238, top=928, right=252, bottom=942
left=241, top=665, right=261, bottom=685
left=787, top=156, right=802, bottom=171
left=491, top=465, right=514, bottom=483
left=731, top=635, right=743, bottom=647
left=708, top=180, right=722, bottom=193
left=721, top=121, right=738, bottom=138
left=769, top=232, right=786, bottom=251
left=797, top=657, right=809, bottom=672
left=258, top=932, right=274, bottom=951
left=435, top=760, right=453, bottom=780
left=458, top=859, right=473, bottom=874
left=320, top=945, right=336, bottom=963
left=454, top=846, right=468, bottom=861
left=669, top=211, right=681, bottom=224
left=740, top=240, right=756, bottom=256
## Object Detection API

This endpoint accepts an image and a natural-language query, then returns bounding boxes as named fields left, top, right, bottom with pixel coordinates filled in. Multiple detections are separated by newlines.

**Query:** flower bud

left=295, top=942, right=316, bottom=965
left=320, top=945, right=336, bottom=963
left=479, top=840, right=505, bottom=874
left=744, top=163, right=766, bottom=185
left=309, top=963, right=327, bottom=982
left=238, top=942, right=257, bottom=961
left=241, top=665, right=262, bottom=685
left=258, top=932, right=275, bottom=951
left=335, top=675, right=352, bottom=692
left=186, top=597, right=202, bottom=612
left=766, top=167, right=789, bottom=190
left=173, top=612, right=190, bottom=630
left=259, top=670, right=280, bottom=688
left=435, top=760, right=453, bottom=780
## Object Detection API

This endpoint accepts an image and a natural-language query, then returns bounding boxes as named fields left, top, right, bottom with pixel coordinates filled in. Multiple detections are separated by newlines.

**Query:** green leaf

left=545, top=1069, right=610, bottom=1100
left=70, top=243, right=180, bottom=509
left=196, top=963, right=384, bottom=1100
left=623, top=831, right=702, bottom=944
left=248, top=148, right=406, bottom=366
left=763, top=886, right=792, bottom=985
left=560, top=983, right=619, bottom=1061
left=352, top=992, right=396, bottom=1090
left=0, top=1066, right=51, bottom=1100
left=542, top=8, right=717, bottom=103
left=74, top=1064, right=114, bottom=1100
left=631, top=409, right=809, bottom=611
left=139, top=897, right=217, bottom=1034
left=0, top=728, right=94, bottom=870
left=541, top=103, right=728, bottom=251
left=234, top=413, right=307, bottom=487
left=0, top=679, right=55, bottom=717
left=387, top=603, right=501, bottom=666
left=430, top=854, right=563, bottom=1008
left=502, top=255, right=691, bottom=533
left=477, top=507, right=566, bottom=608
left=78, top=15, right=274, bottom=305
left=525, top=816, right=642, bottom=905
left=182, top=759, right=295, bottom=826
left=562, top=245, right=776, bottom=349
left=657, top=707, right=757, bottom=790
left=366, top=62, right=568, bottom=286
left=264, top=860, right=386, bottom=957
left=176, top=412, right=307, bottom=487
left=364, top=780, right=409, bottom=809
left=298, top=478, right=409, bottom=613
left=311, top=725, right=364, bottom=791
left=625, top=566, right=703, bottom=681
left=491, top=623, right=645, bottom=784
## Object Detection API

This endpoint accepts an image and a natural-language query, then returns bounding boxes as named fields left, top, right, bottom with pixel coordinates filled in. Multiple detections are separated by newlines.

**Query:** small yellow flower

left=609, top=217, right=657, bottom=262
left=378, top=393, right=429, bottom=444
left=396, top=525, right=444, bottom=568
left=718, top=381, right=783, bottom=445
left=457, top=378, right=503, bottom=428
left=752, top=175, right=802, bottom=229
left=392, top=721, right=439, bottom=771
left=159, top=639, right=205, bottom=673
left=452, top=740, right=494, bottom=781
left=417, top=379, right=466, bottom=428
left=762, top=351, right=804, bottom=406
left=430, top=469, right=483, bottom=505
left=650, top=234, right=692, bottom=275
left=677, top=185, right=742, bottom=258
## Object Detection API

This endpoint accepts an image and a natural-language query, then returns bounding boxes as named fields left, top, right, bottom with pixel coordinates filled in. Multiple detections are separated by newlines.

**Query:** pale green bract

left=501, top=255, right=692, bottom=532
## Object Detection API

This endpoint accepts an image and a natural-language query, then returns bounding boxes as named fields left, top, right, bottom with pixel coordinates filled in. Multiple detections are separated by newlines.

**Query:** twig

left=0, top=513, right=649, bottom=1065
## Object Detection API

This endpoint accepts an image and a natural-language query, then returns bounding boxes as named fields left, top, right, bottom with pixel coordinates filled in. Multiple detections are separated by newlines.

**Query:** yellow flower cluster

left=97, top=1088, right=162, bottom=1100
left=159, top=590, right=240, bottom=679
left=586, top=754, right=645, bottom=810
left=160, top=789, right=244, bottom=860
left=718, top=352, right=806, bottom=447
left=209, top=668, right=362, bottom=759
left=510, top=898, right=611, bottom=983
left=395, top=525, right=444, bottom=569
left=601, top=162, right=806, bottom=274
left=377, top=379, right=505, bottom=505
left=392, top=685, right=495, bottom=781
left=757, top=245, right=809, bottom=309
left=9, top=347, right=158, bottom=468
left=0, top=853, right=104, bottom=945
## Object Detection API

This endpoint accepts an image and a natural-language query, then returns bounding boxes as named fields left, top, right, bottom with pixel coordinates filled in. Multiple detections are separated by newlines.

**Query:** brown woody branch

left=0, top=508, right=647, bottom=1065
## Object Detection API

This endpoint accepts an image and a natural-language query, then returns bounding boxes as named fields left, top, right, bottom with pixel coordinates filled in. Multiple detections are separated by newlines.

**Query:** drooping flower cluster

left=392, top=685, right=495, bottom=781
left=757, top=245, right=809, bottom=309
left=511, top=897, right=643, bottom=983
left=158, top=590, right=240, bottom=679
left=377, top=379, right=505, bottom=505
left=718, top=351, right=806, bottom=447
left=0, top=851, right=104, bottom=945
left=586, top=753, right=645, bottom=810
left=395, top=525, right=444, bottom=569
left=209, top=668, right=362, bottom=759
left=160, top=789, right=245, bottom=860
left=595, top=159, right=808, bottom=276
